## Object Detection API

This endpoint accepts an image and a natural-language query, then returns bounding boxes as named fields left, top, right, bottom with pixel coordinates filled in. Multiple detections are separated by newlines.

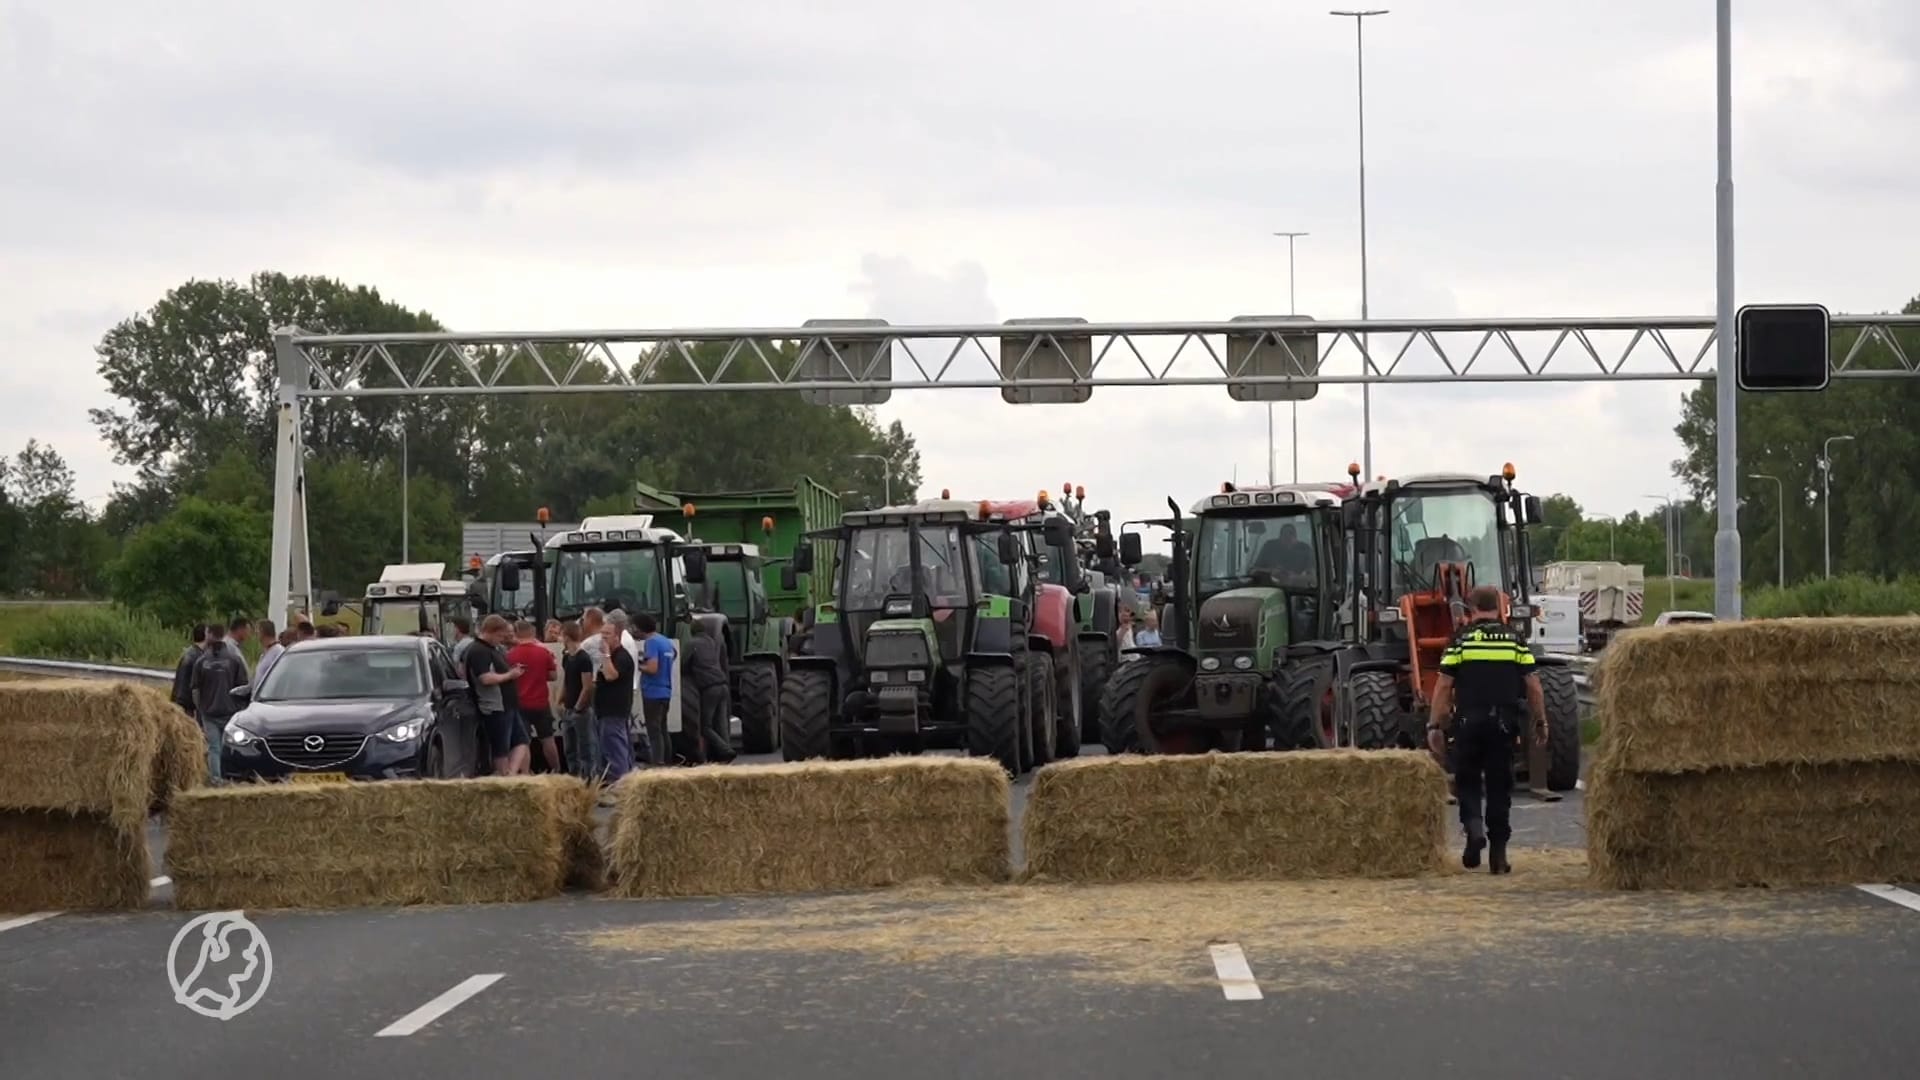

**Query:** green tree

left=108, top=497, right=272, bottom=626
left=4, top=441, right=111, bottom=596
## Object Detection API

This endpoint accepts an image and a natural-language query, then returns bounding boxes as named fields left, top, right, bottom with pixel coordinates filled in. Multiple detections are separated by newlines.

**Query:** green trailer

left=634, top=477, right=841, bottom=618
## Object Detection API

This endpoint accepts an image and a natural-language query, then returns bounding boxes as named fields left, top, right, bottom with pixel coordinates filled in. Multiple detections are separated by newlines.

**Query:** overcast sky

left=4, top=0, right=1916, bottom=538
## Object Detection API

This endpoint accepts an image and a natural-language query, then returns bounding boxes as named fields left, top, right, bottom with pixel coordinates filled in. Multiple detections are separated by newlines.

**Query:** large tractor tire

left=1537, top=663, right=1582, bottom=791
left=737, top=660, right=780, bottom=755
left=1099, top=654, right=1213, bottom=754
left=779, top=667, right=833, bottom=762
left=1025, top=651, right=1058, bottom=770
left=1075, top=637, right=1111, bottom=751
left=1346, top=669, right=1403, bottom=750
left=1097, top=656, right=1151, bottom=754
left=1270, top=661, right=1337, bottom=750
left=1053, top=649, right=1083, bottom=759
left=966, top=664, right=1022, bottom=776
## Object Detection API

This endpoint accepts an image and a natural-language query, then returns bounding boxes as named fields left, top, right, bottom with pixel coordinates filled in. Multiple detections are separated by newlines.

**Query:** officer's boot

left=1462, top=817, right=1486, bottom=870
left=1489, top=840, right=1511, bottom=875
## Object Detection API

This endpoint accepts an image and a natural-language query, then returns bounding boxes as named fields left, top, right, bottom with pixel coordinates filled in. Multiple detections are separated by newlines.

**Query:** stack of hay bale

left=0, top=680, right=206, bottom=911
left=1024, top=750, right=1449, bottom=883
left=166, top=775, right=600, bottom=909
left=1587, top=618, right=1920, bottom=888
left=608, top=757, right=1010, bottom=897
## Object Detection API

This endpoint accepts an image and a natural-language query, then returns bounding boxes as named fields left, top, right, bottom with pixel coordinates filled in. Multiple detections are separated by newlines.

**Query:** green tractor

left=779, top=498, right=1075, bottom=774
left=1101, top=483, right=1349, bottom=754
left=677, top=539, right=787, bottom=754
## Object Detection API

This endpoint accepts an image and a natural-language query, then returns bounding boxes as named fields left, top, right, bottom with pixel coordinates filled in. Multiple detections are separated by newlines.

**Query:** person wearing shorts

left=464, top=614, right=527, bottom=774
left=507, top=619, right=561, bottom=773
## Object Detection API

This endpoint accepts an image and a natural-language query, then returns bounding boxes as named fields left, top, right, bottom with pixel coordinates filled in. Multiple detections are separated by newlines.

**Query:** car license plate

left=287, top=772, right=349, bottom=784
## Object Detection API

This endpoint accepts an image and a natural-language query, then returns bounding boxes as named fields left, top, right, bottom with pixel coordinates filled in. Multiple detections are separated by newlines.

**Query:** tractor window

left=552, top=545, right=663, bottom=619
left=694, top=560, right=751, bottom=619
left=488, top=558, right=538, bottom=619
left=1387, top=490, right=1503, bottom=597
left=844, top=525, right=967, bottom=611
left=1198, top=512, right=1320, bottom=593
left=365, top=599, right=429, bottom=636
left=974, top=534, right=1013, bottom=597
left=1037, top=537, right=1074, bottom=586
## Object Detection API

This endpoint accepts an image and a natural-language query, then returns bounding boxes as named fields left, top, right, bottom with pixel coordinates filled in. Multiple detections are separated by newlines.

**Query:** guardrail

left=0, top=657, right=172, bottom=687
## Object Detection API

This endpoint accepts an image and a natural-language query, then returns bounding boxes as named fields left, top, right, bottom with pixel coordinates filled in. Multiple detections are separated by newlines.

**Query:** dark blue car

left=223, top=636, right=484, bottom=782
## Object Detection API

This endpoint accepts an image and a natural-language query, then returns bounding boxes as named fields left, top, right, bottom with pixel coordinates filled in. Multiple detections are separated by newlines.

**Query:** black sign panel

left=1737, top=304, right=1831, bottom=392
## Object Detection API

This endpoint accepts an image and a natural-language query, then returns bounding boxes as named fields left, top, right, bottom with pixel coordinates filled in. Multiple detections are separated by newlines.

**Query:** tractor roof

left=1190, top=483, right=1348, bottom=515
left=550, top=515, right=684, bottom=548
left=845, top=497, right=1038, bottom=526
left=1359, top=472, right=1499, bottom=496
left=685, top=541, right=763, bottom=558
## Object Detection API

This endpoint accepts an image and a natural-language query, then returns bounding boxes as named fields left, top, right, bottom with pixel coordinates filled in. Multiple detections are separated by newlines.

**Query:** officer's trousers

left=1453, top=709, right=1516, bottom=844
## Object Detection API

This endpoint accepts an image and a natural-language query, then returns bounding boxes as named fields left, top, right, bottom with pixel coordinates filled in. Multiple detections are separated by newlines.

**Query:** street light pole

left=1711, top=0, right=1741, bottom=619
left=1331, top=9, right=1386, bottom=479
left=1589, top=515, right=1618, bottom=560
left=400, top=423, right=409, bottom=563
left=1645, top=495, right=1677, bottom=609
left=1748, top=473, right=1784, bottom=587
left=853, top=454, right=892, bottom=506
left=1821, top=434, right=1854, bottom=578
left=1271, top=230, right=1309, bottom=484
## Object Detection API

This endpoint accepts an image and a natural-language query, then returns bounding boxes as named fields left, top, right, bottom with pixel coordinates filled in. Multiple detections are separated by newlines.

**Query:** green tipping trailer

left=633, top=477, right=841, bottom=617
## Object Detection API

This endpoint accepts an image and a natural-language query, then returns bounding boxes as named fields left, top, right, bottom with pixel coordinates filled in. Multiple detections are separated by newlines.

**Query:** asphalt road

left=6, top=755, right=1919, bottom=1080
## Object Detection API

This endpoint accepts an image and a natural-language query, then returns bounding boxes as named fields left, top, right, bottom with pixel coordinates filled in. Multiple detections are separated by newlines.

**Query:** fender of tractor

left=1089, top=586, right=1118, bottom=636
left=1032, top=582, right=1073, bottom=653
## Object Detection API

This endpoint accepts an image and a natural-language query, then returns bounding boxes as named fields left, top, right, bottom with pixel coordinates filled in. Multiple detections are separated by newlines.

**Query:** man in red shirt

left=507, top=619, right=561, bottom=774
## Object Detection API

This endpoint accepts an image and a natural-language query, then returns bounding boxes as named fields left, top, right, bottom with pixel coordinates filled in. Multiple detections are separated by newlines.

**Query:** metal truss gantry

left=267, top=314, right=1920, bottom=618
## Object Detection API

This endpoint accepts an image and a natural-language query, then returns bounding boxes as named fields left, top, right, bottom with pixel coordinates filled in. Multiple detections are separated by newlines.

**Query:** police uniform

left=1434, top=618, right=1535, bottom=872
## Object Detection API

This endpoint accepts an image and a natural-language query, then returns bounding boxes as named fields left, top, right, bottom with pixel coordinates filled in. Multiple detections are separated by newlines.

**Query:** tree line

left=24, top=272, right=924, bottom=626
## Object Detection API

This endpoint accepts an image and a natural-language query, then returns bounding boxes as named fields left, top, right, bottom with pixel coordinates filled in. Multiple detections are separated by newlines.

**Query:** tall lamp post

left=1747, top=473, right=1785, bottom=588
left=1271, top=230, right=1309, bottom=484
left=1820, top=434, right=1854, bottom=578
left=1330, top=9, right=1386, bottom=479
left=1587, top=515, right=1618, bottom=560
left=399, top=423, right=410, bottom=563
left=852, top=454, right=892, bottom=507
left=1644, top=494, right=1677, bottom=609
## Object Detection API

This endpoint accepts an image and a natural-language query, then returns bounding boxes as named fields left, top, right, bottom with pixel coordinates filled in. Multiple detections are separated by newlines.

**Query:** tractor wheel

left=779, top=667, right=833, bottom=762
left=966, top=664, right=1022, bottom=776
left=1053, top=649, right=1083, bottom=759
left=1100, top=653, right=1201, bottom=754
left=737, top=660, right=780, bottom=755
left=1025, top=651, right=1057, bottom=770
left=1271, top=660, right=1337, bottom=750
left=1347, top=670, right=1402, bottom=751
left=1075, top=637, right=1111, bottom=751
left=1097, top=655, right=1151, bottom=754
left=1538, top=663, right=1582, bottom=791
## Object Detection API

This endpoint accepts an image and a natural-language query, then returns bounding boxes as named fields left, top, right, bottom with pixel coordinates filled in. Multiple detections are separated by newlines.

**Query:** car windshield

left=693, top=559, right=751, bottom=619
left=1197, top=511, right=1319, bottom=593
left=1388, top=488, right=1503, bottom=596
left=552, top=545, right=663, bottom=617
left=844, top=524, right=968, bottom=610
left=257, top=648, right=424, bottom=701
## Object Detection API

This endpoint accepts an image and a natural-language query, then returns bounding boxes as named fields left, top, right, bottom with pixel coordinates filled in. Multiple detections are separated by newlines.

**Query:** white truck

left=1541, top=561, right=1646, bottom=651
left=1530, top=593, right=1584, bottom=655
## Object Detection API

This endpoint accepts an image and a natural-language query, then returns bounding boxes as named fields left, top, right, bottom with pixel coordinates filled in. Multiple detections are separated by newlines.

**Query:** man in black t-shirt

left=593, top=620, right=636, bottom=780
left=465, top=614, right=527, bottom=775
left=559, top=622, right=600, bottom=780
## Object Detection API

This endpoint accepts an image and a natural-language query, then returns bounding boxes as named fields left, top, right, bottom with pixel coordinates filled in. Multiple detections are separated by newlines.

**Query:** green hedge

left=10, top=605, right=188, bottom=668
left=1746, top=575, right=1920, bottom=619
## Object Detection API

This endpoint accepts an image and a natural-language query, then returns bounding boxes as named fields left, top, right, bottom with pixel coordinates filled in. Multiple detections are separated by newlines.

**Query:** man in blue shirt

left=634, top=613, right=693, bottom=765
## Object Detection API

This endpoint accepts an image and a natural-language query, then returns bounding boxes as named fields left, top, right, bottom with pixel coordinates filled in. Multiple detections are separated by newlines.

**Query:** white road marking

left=150, top=876, right=171, bottom=888
left=375, top=974, right=504, bottom=1037
left=1575, top=779, right=1585, bottom=791
left=1208, top=943, right=1263, bottom=1001
left=1856, top=884, right=1920, bottom=914
left=0, top=912, right=60, bottom=934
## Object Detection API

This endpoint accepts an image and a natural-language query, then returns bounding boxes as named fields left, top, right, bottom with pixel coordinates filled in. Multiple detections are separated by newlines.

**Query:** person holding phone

left=594, top=619, right=637, bottom=780
left=466, top=614, right=528, bottom=775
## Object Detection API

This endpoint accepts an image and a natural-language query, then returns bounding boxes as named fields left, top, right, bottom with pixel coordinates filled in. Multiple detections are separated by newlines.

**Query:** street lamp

left=1330, top=9, right=1387, bottom=478
left=1644, top=494, right=1677, bottom=609
left=1747, top=474, right=1785, bottom=588
left=852, top=454, right=892, bottom=506
left=1271, top=230, right=1309, bottom=484
left=1587, top=515, right=1618, bottom=560
left=1820, top=434, right=1854, bottom=579
left=398, top=422, right=410, bottom=563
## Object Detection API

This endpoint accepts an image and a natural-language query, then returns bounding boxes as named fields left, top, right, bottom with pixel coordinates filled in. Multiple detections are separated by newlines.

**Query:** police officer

left=1425, top=585, right=1547, bottom=874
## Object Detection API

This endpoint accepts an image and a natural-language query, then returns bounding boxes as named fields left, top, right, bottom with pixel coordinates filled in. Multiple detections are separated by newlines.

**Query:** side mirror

left=499, top=561, right=522, bottom=593
left=997, top=531, right=1021, bottom=565
left=792, top=544, right=815, bottom=574
left=229, top=685, right=252, bottom=703
left=1044, top=518, right=1073, bottom=550
left=1524, top=495, right=1544, bottom=526
left=442, top=678, right=469, bottom=695
left=1095, top=533, right=1116, bottom=560
left=321, top=599, right=342, bottom=616
left=466, top=578, right=489, bottom=612
left=1119, top=532, right=1144, bottom=567
left=682, top=547, right=708, bottom=585
left=1341, top=500, right=1363, bottom=530
left=780, top=564, right=799, bottom=592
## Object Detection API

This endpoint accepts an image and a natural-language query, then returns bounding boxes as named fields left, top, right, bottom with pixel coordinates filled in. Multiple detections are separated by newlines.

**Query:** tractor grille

left=865, top=632, right=930, bottom=669
left=265, top=733, right=368, bottom=770
left=1197, top=597, right=1262, bottom=649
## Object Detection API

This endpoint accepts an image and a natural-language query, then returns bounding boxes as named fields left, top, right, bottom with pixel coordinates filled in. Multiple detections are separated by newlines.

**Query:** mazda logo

left=303, top=735, right=325, bottom=752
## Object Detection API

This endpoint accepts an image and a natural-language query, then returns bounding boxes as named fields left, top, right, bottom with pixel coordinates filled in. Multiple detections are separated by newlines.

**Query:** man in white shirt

left=253, top=620, right=286, bottom=688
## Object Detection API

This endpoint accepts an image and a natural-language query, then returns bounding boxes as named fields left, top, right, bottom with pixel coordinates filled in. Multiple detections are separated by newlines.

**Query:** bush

left=11, top=606, right=188, bottom=668
left=1747, top=575, right=1920, bottom=619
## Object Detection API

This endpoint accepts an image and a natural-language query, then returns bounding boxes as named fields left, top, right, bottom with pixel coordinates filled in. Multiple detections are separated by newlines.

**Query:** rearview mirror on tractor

left=1524, top=495, right=1544, bottom=525
left=498, top=561, right=522, bottom=594
left=780, top=564, right=799, bottom=592
left=681, top=547, right=708, bottom=585
left=1044, top=518, right=1073, bottom=549
left=997, top=532, right=1021, bottom=565
left=1120, top=532, right=1143, bottom=567
left=1341, top=500, right=1363, bottom=531
left=792, top=545, right=815, bottom=574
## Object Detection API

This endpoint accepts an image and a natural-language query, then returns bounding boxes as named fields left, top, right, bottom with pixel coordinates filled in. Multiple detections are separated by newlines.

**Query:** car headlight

left=1233, top=655, right=1254, bottom=671
left=223, top=722, right=257, bottom=746
left=380, top=718, right=428, bottom=743
left=1200, top=657, right=1221, bottom=671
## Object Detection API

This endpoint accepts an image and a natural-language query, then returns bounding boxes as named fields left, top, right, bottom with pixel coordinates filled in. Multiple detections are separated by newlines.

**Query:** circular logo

left=167, top=911, right=273, bottom=1020
left=303, top=735, right=325, bottom=752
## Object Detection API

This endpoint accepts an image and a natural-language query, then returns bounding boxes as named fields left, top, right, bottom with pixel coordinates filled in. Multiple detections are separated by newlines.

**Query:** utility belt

left=1453, top=702, right=1522, bottom=739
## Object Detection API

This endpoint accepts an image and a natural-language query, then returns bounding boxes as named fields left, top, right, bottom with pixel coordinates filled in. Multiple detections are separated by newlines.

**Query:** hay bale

left=148, top=698, right=209, bottom=807
left=1588, top=760, right=1920, bottom=889
left=561, top=780, right=607, bottom=892
left=0, top=810, right=151, bottom=911
left=0, top=680, right=168, bottom=830
left=1595, top=617, right=1920, bottom=773
left=167, top=776, right=588, bottom=910
left=607, top=757, right=1010, bottom=898
left=1023, top=750, right=1448, bottom=883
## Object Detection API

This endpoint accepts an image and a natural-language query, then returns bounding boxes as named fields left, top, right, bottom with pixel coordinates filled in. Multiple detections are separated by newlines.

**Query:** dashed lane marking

left=1856, top=884, right=1920, bottom=914
left=375, top=974, right=505, bottom=1037
left=0, top=912, right=59, bottom=934
left=1209, top=943, right=1263, bottom=1001
left=150, top=876, right=171, bottom=888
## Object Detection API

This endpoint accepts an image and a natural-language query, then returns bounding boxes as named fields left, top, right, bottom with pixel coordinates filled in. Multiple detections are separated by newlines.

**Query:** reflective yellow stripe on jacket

left=1438, top=628, right=1535, bottom=668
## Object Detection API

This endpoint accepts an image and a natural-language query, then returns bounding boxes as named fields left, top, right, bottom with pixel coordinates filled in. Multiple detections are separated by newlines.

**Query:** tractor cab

left=544, top=514, right=692, bottom=627
left=466, top=550, right=542, bottom=622
left=360, top=563, right=476, bottom=647
left=1189, top=483, right=1348, bottom=663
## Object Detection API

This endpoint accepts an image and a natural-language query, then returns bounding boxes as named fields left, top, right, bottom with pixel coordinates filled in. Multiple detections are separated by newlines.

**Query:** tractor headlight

left=1200, top=657, right=1221, bottom=672
left=906, top=669, right=926, bottom=683
left=1233, top=655, right=1254, bottom=671
left=870, top=670, right=890, bottom=684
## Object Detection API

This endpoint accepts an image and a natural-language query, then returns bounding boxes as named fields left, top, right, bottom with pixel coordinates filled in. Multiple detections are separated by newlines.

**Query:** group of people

left=451, top=608, right=739, bottom=796
left=169, top=614, right=328, bottom=782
